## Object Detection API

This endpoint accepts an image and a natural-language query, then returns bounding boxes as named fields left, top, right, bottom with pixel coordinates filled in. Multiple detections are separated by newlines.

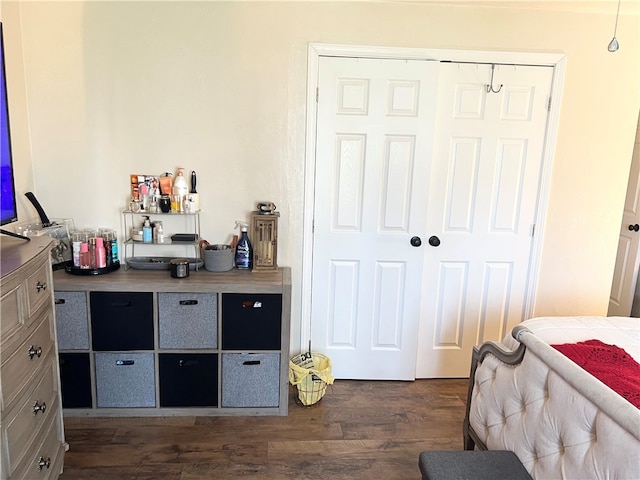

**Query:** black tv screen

left=0, top=22, right=18, bottom=227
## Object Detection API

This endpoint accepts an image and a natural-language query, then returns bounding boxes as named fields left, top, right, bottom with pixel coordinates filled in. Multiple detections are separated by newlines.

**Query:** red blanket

left=552, top=339, right=640, bottom=409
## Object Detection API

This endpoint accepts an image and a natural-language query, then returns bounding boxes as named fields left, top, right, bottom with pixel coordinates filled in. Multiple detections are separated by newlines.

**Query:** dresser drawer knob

left=33, top=401, right=47, bottom=415
left=28, top=345, right=43, bottom=360
left=37, top=456, right=51, bottom=470
left=36, top=281, right=47, bottom=292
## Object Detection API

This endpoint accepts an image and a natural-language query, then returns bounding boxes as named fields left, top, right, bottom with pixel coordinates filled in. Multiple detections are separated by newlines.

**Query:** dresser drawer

left=158, top=293, right=217, bottom=349
left=0, top=283, right=23, bottom=352
left=24, top=260, right=52, bottom=320
left=9, top=403, right=64, bottom=480
left=1, top=313, right=55, bottom=411
left=3, top=358, right=59, bottom=478
left=54, top=291, right=89, bottom=350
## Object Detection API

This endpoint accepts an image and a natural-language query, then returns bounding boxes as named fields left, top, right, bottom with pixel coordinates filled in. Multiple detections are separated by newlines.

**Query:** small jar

left=171, top=194, right=181, bottom=213
left=159, top=195, right=171, bottom=213
left=130, top=199, right=141, bottom=213
left=170, top=258, right=190, bottom=278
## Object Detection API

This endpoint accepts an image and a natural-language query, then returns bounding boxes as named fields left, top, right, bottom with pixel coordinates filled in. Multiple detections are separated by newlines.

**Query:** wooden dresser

left=1, top=235, right=66, bottom=480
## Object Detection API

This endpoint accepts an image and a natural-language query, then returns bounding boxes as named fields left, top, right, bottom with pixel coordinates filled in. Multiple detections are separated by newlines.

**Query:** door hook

left=485, top=64, right=503, bottom=94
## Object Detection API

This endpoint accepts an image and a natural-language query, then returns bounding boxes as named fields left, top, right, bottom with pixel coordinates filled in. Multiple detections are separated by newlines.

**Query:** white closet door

left=416, top=63, right=553, bottom=377
left=311, top=56, right=439, bottom=380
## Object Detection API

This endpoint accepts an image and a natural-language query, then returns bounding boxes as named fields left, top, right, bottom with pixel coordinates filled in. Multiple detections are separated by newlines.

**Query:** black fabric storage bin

left=222, top=293, right=282, bottom=350
left=59, top=352, right=92, bottom=408
left=90, top=292, right=153, bottom=351
left=159, top=353, right=218, bottom=407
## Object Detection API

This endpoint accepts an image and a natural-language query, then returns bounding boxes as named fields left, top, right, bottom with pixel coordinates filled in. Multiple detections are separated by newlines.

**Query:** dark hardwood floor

left=59, top=379, right=469, bottom=480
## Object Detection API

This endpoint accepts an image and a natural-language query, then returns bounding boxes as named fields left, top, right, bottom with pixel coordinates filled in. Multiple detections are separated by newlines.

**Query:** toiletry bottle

left=71, top=231, right=84, bottom=267
left=110, top=231, right=119, bottom=263
left=173, top=167, right=189, bottom=211
left=142, top=216, right=152, bottom=243
left=98, top=228, right=112, bottom=266
left=173, top=167, right=189, bottom=212
left=155, top=221, right=165, bottom=244
left=159, top=172, right=173, bottom=196
left=79, top=242, right=90, bottom=269
left=88, top=237, right=97, bottom=269
left=104, top=232, right=113, bottom=266
left=234, top=221, right=253, bottom=269
left=95, top=237, right=107, bottom=268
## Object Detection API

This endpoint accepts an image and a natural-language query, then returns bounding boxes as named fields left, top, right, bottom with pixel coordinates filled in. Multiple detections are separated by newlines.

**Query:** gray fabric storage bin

left=203, top=247, right=233, bottom=272
left=95, top=352, right=155, bottom=407
left=54, top=291, right=89, bottom=350
left=158, top=293, right=217, bottom=349
left=221, top=353, right=280, bottom=407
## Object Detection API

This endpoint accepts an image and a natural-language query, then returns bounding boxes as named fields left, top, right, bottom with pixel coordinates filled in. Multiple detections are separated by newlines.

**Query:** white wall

left=2, top=1, right=639, bottom=354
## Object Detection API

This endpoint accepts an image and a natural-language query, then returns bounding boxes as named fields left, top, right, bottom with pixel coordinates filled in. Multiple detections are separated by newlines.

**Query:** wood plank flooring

left=59, top=379, right=469, bottom=480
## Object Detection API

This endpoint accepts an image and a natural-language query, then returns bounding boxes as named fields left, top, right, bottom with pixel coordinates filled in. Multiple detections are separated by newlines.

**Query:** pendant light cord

left=612, top=0, right=621, bottom=36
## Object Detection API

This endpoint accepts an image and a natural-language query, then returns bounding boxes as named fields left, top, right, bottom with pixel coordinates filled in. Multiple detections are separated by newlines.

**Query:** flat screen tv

left=0, top=22, right=27, bottom=240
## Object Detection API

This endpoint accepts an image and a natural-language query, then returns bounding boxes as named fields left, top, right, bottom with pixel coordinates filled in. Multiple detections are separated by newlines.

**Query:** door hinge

left=547, top=96, right=552, bottom=111
left=531, top=224, right=536, bottom=237
left=316, top=87, right=319, bottom=103
left=312, top=219, right=315, bottom=233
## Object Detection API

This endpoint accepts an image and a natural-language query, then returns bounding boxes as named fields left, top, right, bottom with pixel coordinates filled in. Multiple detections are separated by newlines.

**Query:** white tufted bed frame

left=463, top=316, right=640, bottom=479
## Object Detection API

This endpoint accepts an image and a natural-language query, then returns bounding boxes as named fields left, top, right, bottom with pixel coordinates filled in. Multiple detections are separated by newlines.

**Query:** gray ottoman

left=418, top=450, right=532, bottom=480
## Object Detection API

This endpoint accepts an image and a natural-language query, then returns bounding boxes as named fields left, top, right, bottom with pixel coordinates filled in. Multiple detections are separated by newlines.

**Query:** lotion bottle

left=79, top=242, right=90, bottom=269
left=110, top=231, right=119, bottom=263
left=95, top=237, right=107, bottom=268
left=172, top=167, right=189, bottom=211
left=88, top=237, right=97, bottom=269
left=142, top=216, right=152, bottom=243
left=234, top=221, right=253, bottom=269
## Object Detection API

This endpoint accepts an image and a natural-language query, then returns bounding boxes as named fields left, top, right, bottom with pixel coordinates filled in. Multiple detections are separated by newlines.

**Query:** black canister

left=170, top=258, right=190, bottom=278
left=159, top=195, right=171, bottom=213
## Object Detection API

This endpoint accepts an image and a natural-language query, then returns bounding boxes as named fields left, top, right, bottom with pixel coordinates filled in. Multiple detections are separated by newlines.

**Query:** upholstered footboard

left=464, top=324, right=640, bottom=479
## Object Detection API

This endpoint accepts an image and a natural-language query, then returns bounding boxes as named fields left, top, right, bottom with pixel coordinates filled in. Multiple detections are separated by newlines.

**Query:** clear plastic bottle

left=234, top=221, right=253, bottom=269
left=154, top=221, right=165, bottom=244
left=172, top=167, right=189, bottom=211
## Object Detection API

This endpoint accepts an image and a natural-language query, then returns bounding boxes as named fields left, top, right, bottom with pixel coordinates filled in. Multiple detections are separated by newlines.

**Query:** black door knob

left=428, top=236, right=441, bottom=247
left=629, top=224, right=640, bottom=232
left=410, top=236, right=422, bottom=247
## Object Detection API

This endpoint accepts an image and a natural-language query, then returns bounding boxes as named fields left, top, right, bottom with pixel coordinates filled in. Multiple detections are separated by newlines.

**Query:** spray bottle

left=234, top=221, right=253, bottom=269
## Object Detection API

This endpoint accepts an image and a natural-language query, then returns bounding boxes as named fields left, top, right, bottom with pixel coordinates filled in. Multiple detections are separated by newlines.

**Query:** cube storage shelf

left=52, top=267, right=291, bottom=416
